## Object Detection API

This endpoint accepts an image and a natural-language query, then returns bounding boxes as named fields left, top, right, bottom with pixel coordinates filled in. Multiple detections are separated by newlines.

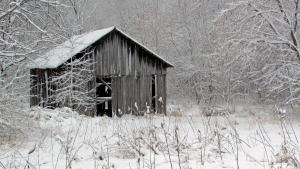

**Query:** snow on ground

left=0, top=106, right=300, bottom=169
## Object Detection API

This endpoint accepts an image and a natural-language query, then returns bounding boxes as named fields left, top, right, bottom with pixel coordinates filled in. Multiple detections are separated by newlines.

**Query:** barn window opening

left=96, top=77, right=112, bottom=117
left=151, top=75, right=157, bottom=112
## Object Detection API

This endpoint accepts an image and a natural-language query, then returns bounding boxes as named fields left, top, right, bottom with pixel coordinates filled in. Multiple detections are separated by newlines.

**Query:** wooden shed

left=29, top=26, right=173, bottom=116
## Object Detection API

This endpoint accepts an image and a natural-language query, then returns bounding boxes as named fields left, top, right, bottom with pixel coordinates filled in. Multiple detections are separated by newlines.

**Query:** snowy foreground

left=1, top=106, right=300, bottom=169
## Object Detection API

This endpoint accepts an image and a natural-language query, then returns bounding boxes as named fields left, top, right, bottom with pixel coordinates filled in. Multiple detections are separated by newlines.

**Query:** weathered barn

left=29, top=26, right=173, bottom=116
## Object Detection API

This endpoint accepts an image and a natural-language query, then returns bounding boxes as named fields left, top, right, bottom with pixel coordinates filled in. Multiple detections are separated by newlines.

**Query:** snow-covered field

left=1, top=106, right=300, bottom=169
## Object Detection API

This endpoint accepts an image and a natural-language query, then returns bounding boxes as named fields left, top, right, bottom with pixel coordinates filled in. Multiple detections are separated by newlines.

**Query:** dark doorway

left=96, top=77, right=112, bottom=117
left=151, top=75, right=157, bottom=113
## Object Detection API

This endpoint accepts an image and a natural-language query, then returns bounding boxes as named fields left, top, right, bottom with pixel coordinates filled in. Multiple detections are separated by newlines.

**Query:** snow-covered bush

left=0, top=66, right=32, bottom=144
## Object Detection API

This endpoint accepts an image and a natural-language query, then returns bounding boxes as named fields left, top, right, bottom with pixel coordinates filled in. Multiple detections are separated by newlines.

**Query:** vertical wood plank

left=117, top=36, right=121, bottom=75
left=112, top=33, right=117, bottom=75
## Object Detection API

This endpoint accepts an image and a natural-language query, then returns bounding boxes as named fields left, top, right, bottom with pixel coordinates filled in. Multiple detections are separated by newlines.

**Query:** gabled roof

left=29, top=26, right=173, bottom=69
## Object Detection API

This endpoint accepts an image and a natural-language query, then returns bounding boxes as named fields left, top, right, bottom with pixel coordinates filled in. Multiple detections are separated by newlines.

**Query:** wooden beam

left=99, top=78, right=112, bottom=90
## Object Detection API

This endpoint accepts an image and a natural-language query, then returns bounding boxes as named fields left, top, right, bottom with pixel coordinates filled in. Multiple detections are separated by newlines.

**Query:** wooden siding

left=30, top=30, right=168, bottom=115
left=107, top=74, right=166, bottom=115
left=30, top=69, right=56, bottom=107
left=91, top=31, right=167, bottom=114
left=93, top=31, right=167, bottom=77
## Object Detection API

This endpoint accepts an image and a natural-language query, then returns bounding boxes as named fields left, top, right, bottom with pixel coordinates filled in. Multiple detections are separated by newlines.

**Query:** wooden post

left=44, top=70, right=49, bottom=106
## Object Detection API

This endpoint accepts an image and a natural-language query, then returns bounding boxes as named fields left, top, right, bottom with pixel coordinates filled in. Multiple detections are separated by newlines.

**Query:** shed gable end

left=93, top=30, right=167, bottom=77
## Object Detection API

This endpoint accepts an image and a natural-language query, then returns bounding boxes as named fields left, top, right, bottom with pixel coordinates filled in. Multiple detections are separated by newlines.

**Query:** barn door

left=151, top=75, right=157, bottom=113
left=96, top=77, right=112, bottom=117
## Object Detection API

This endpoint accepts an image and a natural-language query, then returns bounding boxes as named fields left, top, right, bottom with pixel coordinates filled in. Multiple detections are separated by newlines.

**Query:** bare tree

left=215, top=0, right=300, bottom=105
left=49, top=49, right=96, bottom=115
left=0, top=0, right=74, bottom=142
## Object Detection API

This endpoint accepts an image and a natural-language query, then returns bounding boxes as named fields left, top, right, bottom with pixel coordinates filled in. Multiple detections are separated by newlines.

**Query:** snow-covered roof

left=29, top=26, right=173, bottom=69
